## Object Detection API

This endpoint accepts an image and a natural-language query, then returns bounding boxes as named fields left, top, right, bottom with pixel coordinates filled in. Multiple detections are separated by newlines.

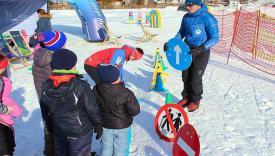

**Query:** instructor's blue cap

left=185, top=0, right=202, bottom=5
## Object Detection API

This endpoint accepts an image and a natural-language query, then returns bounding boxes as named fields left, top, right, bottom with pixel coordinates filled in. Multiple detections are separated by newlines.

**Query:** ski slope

left=11, top=8, right=275, bottom=156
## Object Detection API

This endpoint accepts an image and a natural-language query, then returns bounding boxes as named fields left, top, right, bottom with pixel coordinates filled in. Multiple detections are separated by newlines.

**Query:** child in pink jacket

left=0, top=54, right=22, bottom=155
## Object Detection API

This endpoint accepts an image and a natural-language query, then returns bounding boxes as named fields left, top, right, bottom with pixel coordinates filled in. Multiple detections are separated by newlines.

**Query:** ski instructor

left=163, top=0, right=219, bottom=112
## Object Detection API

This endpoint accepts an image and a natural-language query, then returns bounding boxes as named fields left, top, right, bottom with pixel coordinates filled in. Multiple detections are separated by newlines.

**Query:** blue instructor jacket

left=176, top=4, right=219, bottom=49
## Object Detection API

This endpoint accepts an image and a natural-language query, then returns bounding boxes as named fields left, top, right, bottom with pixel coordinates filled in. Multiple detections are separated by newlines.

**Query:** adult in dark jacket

left=30, top=9, right=52, bottom=47
left=92, top=64, right=140, bottom=156
left=35, top=9, right=52, bottom=35
left=40, top=49, right=102, bottom=156
left=32, top=31, right=67, bottom=156
left=164, top=0, right=219, bottom=112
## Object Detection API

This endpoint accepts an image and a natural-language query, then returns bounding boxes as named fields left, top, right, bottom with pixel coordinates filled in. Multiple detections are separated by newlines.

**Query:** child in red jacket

left=84, top=45, right=144, bottom=84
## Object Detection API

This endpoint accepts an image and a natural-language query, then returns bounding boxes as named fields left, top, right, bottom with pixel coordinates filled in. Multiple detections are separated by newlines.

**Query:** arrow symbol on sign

left=174, top=45, right=181, bottom=65
left=178, top=137, right=195, bottom=156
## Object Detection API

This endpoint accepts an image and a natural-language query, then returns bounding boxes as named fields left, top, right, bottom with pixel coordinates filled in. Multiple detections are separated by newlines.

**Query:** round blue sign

left=165, top=38, right=192, bottom=70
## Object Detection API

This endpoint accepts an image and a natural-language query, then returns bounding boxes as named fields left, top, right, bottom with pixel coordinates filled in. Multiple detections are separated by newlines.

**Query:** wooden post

left=227, top=9, right=240, bottom=64
left=252, top=10, right=260, bottom=61
left=47, top=0, right=50, bottom=13
left=221, top=10, right=224, bottom=42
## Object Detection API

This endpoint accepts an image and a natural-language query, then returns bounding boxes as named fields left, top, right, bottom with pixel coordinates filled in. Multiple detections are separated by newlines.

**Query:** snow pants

left=84, top=64, right=100, bottom=84
left=100, top=127, right=131, bottom=156
left=0, top=123, right=15, bottom=155
left=54, top=131, right=93, bottom=156
left=44, top=126, right=55, bottom=156
left=181, top=49, right=210, bottom=102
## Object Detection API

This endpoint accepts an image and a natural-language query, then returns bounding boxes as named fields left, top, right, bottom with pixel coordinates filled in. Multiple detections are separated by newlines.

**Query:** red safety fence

left=212, top=9, right=275, bottom=75
left=211, top=10, right=236, bottom=53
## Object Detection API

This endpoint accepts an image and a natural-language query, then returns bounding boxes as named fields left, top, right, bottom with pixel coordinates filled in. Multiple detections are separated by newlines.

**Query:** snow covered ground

left=11, top=8, right=275, bottom=156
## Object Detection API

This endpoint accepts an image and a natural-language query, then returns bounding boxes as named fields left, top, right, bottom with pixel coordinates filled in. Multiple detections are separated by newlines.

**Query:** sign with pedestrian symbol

left=165, top=38, right=192, bottom=70
left=173, top=124, right=200, bottom=156
left=154, top=104, right=189, bottom=142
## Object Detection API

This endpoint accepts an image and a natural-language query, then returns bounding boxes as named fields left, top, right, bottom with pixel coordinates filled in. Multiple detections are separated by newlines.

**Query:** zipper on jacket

left=77, top=115, right=82, bottom=126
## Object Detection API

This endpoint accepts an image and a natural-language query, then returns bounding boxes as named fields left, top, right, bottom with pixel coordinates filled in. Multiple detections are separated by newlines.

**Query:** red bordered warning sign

left=154, top=104, right=188, bottom=142
left=173, top=124, right=200, bottom=156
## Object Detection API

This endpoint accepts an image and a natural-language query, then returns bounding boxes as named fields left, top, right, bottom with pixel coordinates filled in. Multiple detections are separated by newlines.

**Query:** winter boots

left=177, top=99, right=188, bottom=107
left=178, top=99, right=200, bottom=112
left=187, top=101, right=200, bottom=112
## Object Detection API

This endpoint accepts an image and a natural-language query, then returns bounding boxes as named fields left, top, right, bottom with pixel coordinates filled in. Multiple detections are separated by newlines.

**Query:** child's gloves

left=95, top=124, right=103, bottom=140
left=163, top=42, right=168, bottom=52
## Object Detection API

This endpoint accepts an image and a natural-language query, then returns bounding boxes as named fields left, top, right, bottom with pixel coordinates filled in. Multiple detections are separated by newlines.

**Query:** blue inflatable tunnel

left=0, top=0, right=47, bottom=33
left=67, top=0, right=108, bottom=42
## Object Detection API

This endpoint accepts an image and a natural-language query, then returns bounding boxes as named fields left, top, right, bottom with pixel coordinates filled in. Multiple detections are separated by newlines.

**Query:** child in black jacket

left=40, top=49, right=103, bottom=156
left=92, top=64, right=140, bottom=156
